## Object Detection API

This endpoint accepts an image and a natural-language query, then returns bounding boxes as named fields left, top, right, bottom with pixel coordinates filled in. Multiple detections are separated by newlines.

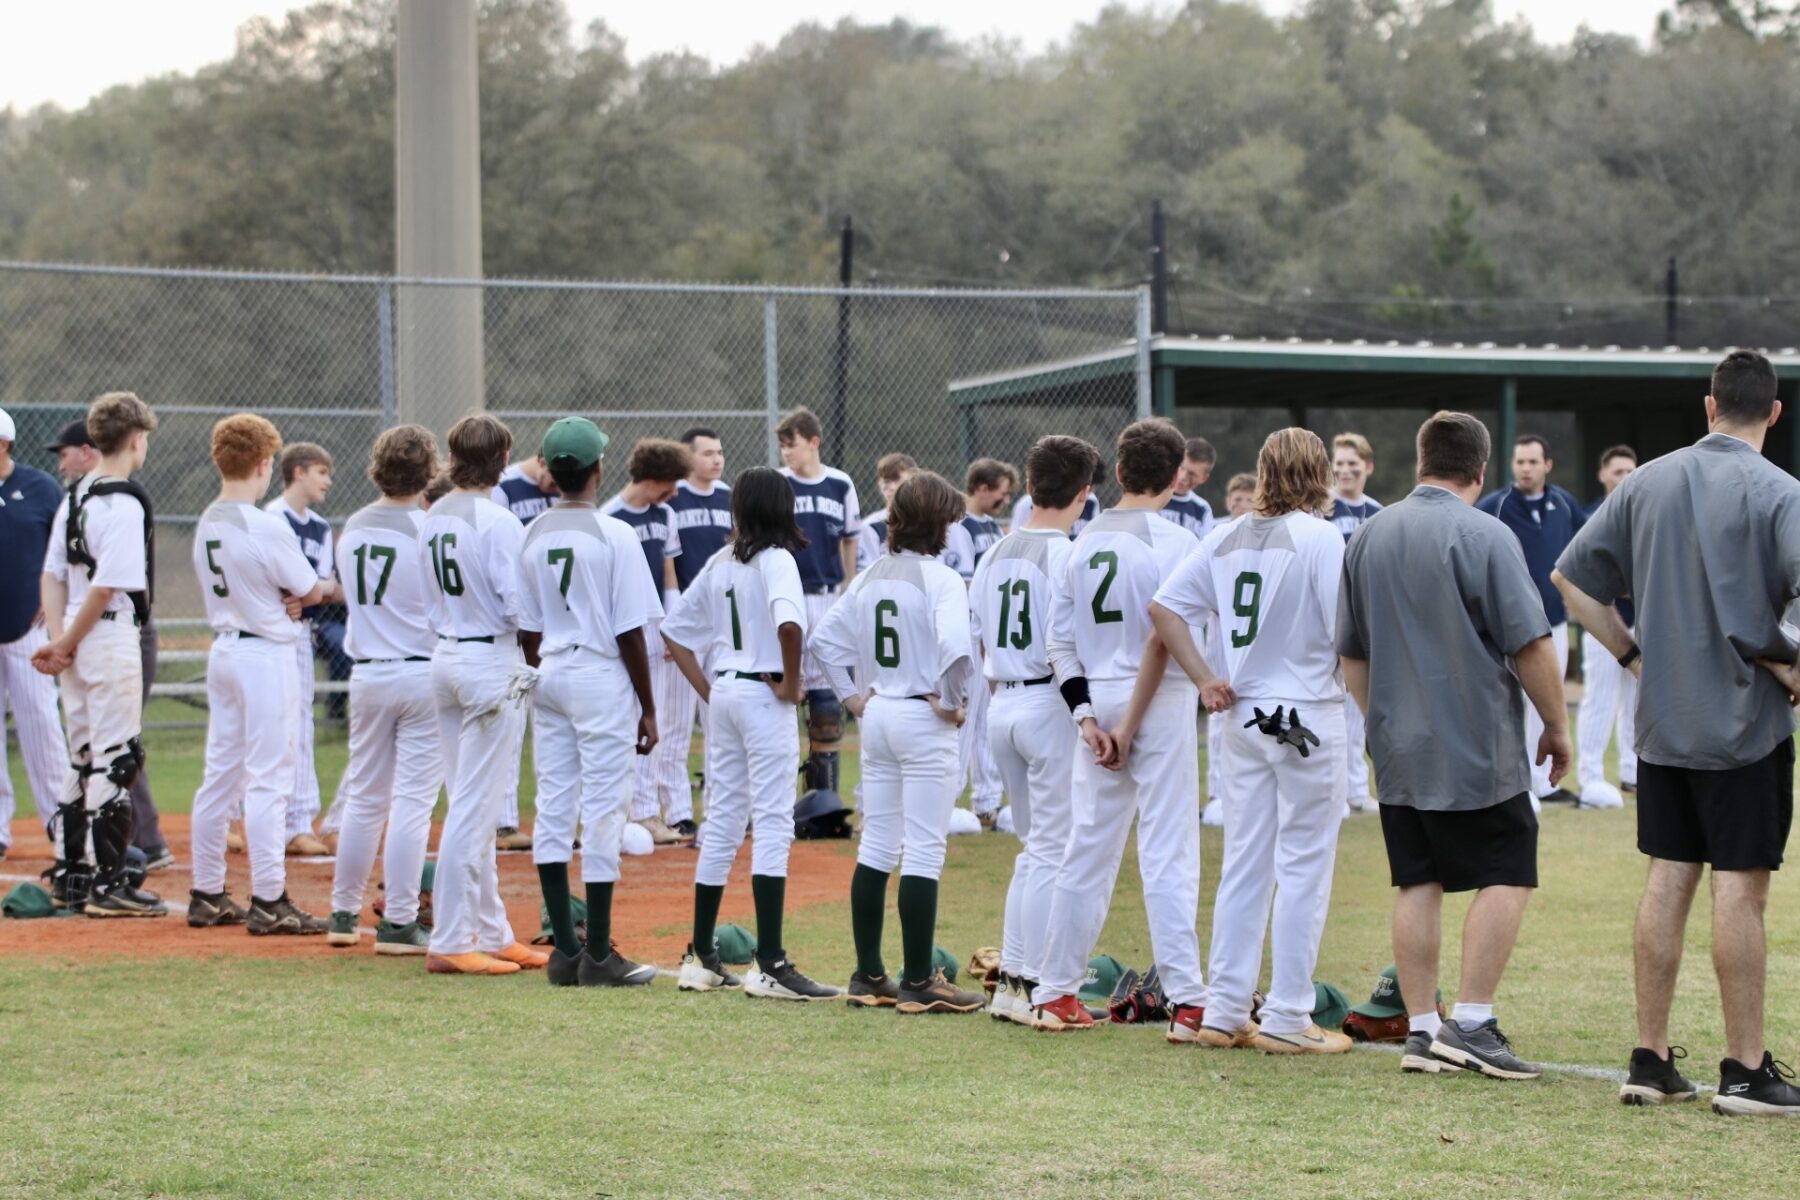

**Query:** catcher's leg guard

left=803, top=689, right=842, bottom=795
left=90, top=741, right=141, bottom=890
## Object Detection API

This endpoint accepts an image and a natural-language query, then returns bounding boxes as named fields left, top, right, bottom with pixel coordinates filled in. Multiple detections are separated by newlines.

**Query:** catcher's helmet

left=794, top=789, right=853, bottom=840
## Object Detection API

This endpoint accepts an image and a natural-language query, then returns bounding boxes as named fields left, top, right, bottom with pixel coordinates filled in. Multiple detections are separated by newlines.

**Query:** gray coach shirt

left=1337, top=485, right=1551, bottom=812
left=1556, top=432, right=1800, bottom=770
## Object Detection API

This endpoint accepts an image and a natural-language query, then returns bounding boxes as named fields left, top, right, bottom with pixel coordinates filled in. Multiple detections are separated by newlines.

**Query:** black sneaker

left=1620, top=1046, right=1698, bottom=1105
left=896, top=970, right=985, bottom=1014
left=246, top=893, right=330, bottom=936
left=677, top=943, right=742, bottom=992
left=672, top=819, right=699, bottom=839
left=1713, top=1052, right=1800, bottom=1117
left=1431, top=1019, right=1541, bottom=1080
left=546, top=947, right=582, bottom=987
left=187, top=889, right=248, bottom=928
left=141, top=845, right=177, bottom=872
left=85, top=883, right=168, bottom=918
left=1402, top=1029, right=1457, bottom=1074
left=746, top=953, right=842, bottom=1001
left=576, top=947, right=656, bottom=988
left=1541, top=787, right=1580, bottom=805
left=847, top=971, right=900, bottom=1008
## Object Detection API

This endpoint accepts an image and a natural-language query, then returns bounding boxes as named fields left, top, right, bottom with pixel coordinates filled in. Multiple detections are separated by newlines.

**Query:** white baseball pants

left=1202, top=698, right=1347, bottom=1035
left=56, top=620, right=143, bottom=813
left=986, top=681, right=1074, bottom=980
left=533, top=649, right=637, bottom=882
left=1526, top=623, right=1570, bottom=798
left=498, top=707, right=525, bottom=832
left=1035, top=676, right=1204, bottom=1008
left=858, top=696, right=959, bottom=880
left=630, top=620, right=696, bottom=825
left=957, top=677, right=1004, bottom=815
left=191, top=634, right=299, bottom=900
left=328, top=660, right=440, bottom=924
left=1344, top=688, right=1372, bottom=807
left=695, top=675, right=799, bottom=886
left=428, top=639, right=522, bottom=957
left=1578, top=630, right=1638, bottom=790
left=1, top=627, right=66, bottom=842
left=284, top=629, right=322, bottom=840
left=1205, top=710, right=1223, bottom=811
left=799, top=591, right=837, bottom=693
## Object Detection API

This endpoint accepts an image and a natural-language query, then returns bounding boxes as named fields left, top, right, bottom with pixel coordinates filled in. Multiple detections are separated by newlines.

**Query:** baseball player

left=856, top=453, right=917, bottom=572
left=602, top=438, right=693, bottom=845
left=664, top=466, right=838, bottom=1000
left=1159, top=436, right=1215, bottom=537
left=949, top=458, right=1017, bottom=828
left=1330, top=434, right=1382, bottom=815
left=1573, top=445, right=1638, bottom=810
left=34, top=392, right=164, bottom=918
left=323, top=425, right=443, bottom=955
left=419, top=412, right=551, bottom=976
left=519, top=418, right=661, bottom=988
left=1033, top=418, right=1207, bottom=1037
left=185, top=414, right=333, bottom=933
left=1140, top=428, right=1352, bottom=1055
left=265, top=442, right=340, bottom=857
left=812, top=471, right=982, bottom=1014
left=776, top=407, right=861, bottom=814
left=665, top=427, right=733, bottom=816
left=967, top=435, right=1099, bottom=1023
left=1203, top=473, right=1261, bottom=826
left=1011, top=458, right=1102, bottom=536
left=1479, top=434, right=1586, bottom=808
left=0, top=408, right=67, bottom=862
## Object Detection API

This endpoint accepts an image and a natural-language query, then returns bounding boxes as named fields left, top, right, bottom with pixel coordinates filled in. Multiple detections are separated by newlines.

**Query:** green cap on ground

left=2, top=882, right=56, bottom=919
left=1311, top=981, right=1352, bottom=1031
left=542, top=417, right=608, bottom=471
left=1348, top=964, right=1443, bottom=1019
left=1078, top=953, right=1127, bottom=1001
left=420, top=860, right=435, bottom=894
left=932, top=945, right=958, bottom=982
left=535, top=896, right=588, bottom=944
left=714, top=923, right=756, bottom=965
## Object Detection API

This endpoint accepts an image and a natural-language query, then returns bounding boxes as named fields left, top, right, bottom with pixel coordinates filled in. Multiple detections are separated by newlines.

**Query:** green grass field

left=4, top=714, right=1799, bottom=1199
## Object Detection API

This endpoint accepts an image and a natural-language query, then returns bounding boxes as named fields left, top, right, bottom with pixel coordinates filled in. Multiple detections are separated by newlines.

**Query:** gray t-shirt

left=1337, top=485, right=1552, bottom=812
left=1556, top=432, right=1800, bottom=770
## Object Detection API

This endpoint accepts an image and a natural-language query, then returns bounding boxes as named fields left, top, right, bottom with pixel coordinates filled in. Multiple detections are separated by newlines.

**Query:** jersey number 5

left=1230, top=570, right=1263, bottom=647
left=874, top=598, right=901, bottom=667
left=352, top=543, right=396, bottom=606
left=1089, top=551, right=1123, bottom=625
left=204, top=539, right=229, bottom=598
left=428, top=532, right=464, bottom=596
left=994, top=579, right=1031, bottom=649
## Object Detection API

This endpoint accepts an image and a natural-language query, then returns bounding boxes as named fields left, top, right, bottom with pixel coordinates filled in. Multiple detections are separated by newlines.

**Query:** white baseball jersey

left=1154, top=511, right=1345, bottom=702
left=517, top=505, right=653, bottom=657
left=421, top=492, right=525, bottom=638
left=1049, top=507, right=1200, bottom=682
left=811, top=550, right=974, bottom=707
left=42, top=476, right=146, bottom=622
left=969, top=528, right=1076, bottom=682
left=335, top=503, right=436, bottom=661
left=662, top=546, right=807, bottom=676
left=193, top=500, right=320, bottom=643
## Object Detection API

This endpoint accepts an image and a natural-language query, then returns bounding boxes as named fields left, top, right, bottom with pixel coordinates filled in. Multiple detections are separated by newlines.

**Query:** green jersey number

left=994, top=578, right=1032, bottom=650
left=1088, top=550, right=1123, bottom=625
left=428, top=532, right=464, bottom=596
left=874, top=598, right=901, bottom=667
left=546, top=547, right=574, bottom=607
left=1230, top=570, right=1263, bottom=647
left=352, top=543, right=396, bottom=606
left=725, top=586, right=743, bottom=650
left=204, top=539, right=229, bottom=597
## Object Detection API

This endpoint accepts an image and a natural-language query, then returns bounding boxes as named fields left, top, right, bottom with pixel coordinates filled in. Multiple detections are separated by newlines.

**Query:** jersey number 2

left=1089, top=551, right=1123, bottom=625
left=1230, top=571, right=1263, bottom=647
left=994, top=579, right=1031, bottom=649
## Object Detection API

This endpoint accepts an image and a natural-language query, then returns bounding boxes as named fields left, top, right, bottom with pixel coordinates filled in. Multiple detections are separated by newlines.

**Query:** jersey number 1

left=725, top=586, right=743, bottom=651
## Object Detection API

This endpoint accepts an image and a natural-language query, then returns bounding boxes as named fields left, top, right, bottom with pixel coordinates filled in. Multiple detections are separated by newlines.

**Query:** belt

left=441, top=635, right=494, bottom=644
left=802, top=585, right=837, bottom=597
left=355, top=656, right=431, bottom=664
left=98, top=611, right=141, bottom=627
left=216, top=630, right=261, bottom=640
left=998, top=674, right=1054, bottom=690
left=717, top=670, right=782, bottom=683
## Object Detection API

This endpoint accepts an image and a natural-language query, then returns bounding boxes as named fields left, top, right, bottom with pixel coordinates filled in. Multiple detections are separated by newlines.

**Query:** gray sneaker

left=1401, top=1030, right=1455, bottom=1074
left=326, top=910, right=360, bottom=946
left=1431, top=1019, right=1541, bottom=1080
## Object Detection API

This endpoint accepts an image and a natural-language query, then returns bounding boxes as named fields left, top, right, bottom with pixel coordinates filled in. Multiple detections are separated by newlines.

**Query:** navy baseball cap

left=47, top=419, right=93, bottom=452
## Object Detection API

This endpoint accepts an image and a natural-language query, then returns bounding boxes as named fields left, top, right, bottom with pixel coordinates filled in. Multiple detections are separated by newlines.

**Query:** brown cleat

left=286, top=833, right=330, bottom=857
left=426, top=952, right=521, bottom=976
left=1195, top=1021, right=1261, bottom=1049
left=494, top=826, right=533, bottom=851
left=226, top=823, right=246, bottom=854
left=1251, top=1023, right=1354, bottom=1055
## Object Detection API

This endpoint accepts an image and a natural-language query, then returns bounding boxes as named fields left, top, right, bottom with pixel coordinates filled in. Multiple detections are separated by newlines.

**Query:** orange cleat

left=493, top=942, right=550, bottom=969
left=426, top=952, right=521, bottom=976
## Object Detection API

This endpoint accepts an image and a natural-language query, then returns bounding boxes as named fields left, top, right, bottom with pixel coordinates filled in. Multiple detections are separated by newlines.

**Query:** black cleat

left=846, top=971, right=900, bottom=1008
left=746, top=953, right=842, bottom=1001
left=547, top=947, right=582, bottom=987
left=246, top=893, right=329, bottom=935
left=1713, top=1053, right=1800, bottom=1117
left=187, top=889, right=249, bottom=927
left=577, top=948, right=656, bottom=987
left=1620, top=1046, right=1699, bottom=1105
left=1540, top=787, right=1580, bottom=805
left=85, top=883, right=168, bottom=918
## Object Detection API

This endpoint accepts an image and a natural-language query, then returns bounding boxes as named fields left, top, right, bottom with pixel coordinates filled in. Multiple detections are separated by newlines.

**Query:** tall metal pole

left=764, top=293, right=780, bottom=468
left=831, top=217, right=853, bottom=466
left=1665, top=256, right=1679, bottom=347
left=1150, top=200, right=1168, bottom=334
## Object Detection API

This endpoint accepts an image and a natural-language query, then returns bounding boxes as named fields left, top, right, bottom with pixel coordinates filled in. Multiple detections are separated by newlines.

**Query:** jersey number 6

left=874, top=598, right=900, bottom=667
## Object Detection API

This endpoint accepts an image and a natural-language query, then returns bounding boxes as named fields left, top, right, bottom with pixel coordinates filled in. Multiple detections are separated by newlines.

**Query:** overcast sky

left=3, top=0, right=1662, bottom=113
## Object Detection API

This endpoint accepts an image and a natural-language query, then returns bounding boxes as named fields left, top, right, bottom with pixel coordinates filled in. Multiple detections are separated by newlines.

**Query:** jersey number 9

left=1230, top=570, right=1263, bottom=647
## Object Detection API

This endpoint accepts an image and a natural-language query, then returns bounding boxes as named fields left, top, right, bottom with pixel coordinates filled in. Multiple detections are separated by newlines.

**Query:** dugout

left=949, top=336, right=1800, bottom=483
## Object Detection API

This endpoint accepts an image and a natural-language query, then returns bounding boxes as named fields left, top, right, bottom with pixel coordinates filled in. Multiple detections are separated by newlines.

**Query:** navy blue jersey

left=0, top=462, right=64, bottom=644
left=491, top=466, right=557, bottom=525
left=780, top=466, right=861, bottom=591
left=1159, top=492, right=1213, bottom=539
left=669, top=479, right=733, bottom=590
left=1331, top=494, right=1384, bottom=542
left=602, top=493, right=682, bottom=597
left=959, top=512, right=1004, bottom=568
left=1477, top=483, right=1586, bottom=626
left=265, top=496, right=334, bottom=621
left=1010, top=493, right=1099, bottom=539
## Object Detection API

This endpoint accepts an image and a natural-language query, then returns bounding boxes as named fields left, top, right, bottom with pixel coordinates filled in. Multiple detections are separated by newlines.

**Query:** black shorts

left=1380, top=794, right=1539, bottom=893
left=1636, top=740, right=1794, bottom=871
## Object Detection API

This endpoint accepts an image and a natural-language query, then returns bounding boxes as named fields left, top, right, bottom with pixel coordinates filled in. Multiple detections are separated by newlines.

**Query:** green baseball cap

left=542, top=417, right=608, bottom=471
left=931, top=946, right=959, bottom=983
left=714, top=923, right=756, bottom=966
left=534, top=895, right=589, bottom=945
left=1312, top=981, right=1352, bottom=1032
left=1348, top=964, right=1443, bottom=1019
left=420, top=860, right=436, bottom=894
left=2, top=882, right=57, bottom=919
left=1078, top=953, right=1128, bottom=1002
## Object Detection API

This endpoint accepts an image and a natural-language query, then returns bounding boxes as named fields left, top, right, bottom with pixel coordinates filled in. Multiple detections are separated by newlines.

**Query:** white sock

left=1452, top=1002, right=1493, bottom=1031
left=1409, top=1011, right=1443, bottom=1038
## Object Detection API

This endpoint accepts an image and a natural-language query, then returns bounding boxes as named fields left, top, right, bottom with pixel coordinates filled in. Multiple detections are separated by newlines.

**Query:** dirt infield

left=0, top=815, right=858, bottom=965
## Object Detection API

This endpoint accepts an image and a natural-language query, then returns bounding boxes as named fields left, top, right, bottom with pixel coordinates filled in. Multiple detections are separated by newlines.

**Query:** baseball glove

left=1108, top=963, right=1170, bottom=1025
left=1342, top=1011, right=1409, bottom=1044
left=967, top=946, right=1002, bottom=996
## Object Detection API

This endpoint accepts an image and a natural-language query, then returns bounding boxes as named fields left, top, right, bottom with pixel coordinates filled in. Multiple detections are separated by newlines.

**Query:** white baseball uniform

left=1578, top=624, right=1638, bottom=796
left=813, top=551, right=974, bottom=881
left=946, top=518, right=1004, bottom=817
left=188, top=500, right=318, bottom=901
left=264, top=496, right=333, bottom=841
left=1157, top=511, right=1349, bottom=1035
left=1037, top=507, right=1205, bottom=1009
left=327, top=503, right=442, bottom=925
left=662, top=545, right=807, bottom=887
left=1528, top=621, right=1571, bottom=799
left=969, top=527, right=1077, bottom=983
left=519, top=504, right=654, bottom=881
left=420, top=491, right=525, bottom=958
left=0, top=626, right=65, bottom=841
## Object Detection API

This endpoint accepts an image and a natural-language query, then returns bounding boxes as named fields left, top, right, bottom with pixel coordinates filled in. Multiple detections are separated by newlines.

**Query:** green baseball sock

left=583, top=881, right=613, bottom=959
left=850, top=864, right=889, bottom=978
left=535, top=863, right=580, bottom=958
left=751, top=874, right=785, bottom=962
left=692, top=883, right=724, bottom=956
left=897, top=874, right=938, bottom=986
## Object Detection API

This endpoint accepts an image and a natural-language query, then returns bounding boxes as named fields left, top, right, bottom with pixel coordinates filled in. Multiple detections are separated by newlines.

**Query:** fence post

left=764, top=292, right=780, bottom=467
left=377, top=283, right=397, bottom=428
left=1135, top=286, right=1153, bottom=420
